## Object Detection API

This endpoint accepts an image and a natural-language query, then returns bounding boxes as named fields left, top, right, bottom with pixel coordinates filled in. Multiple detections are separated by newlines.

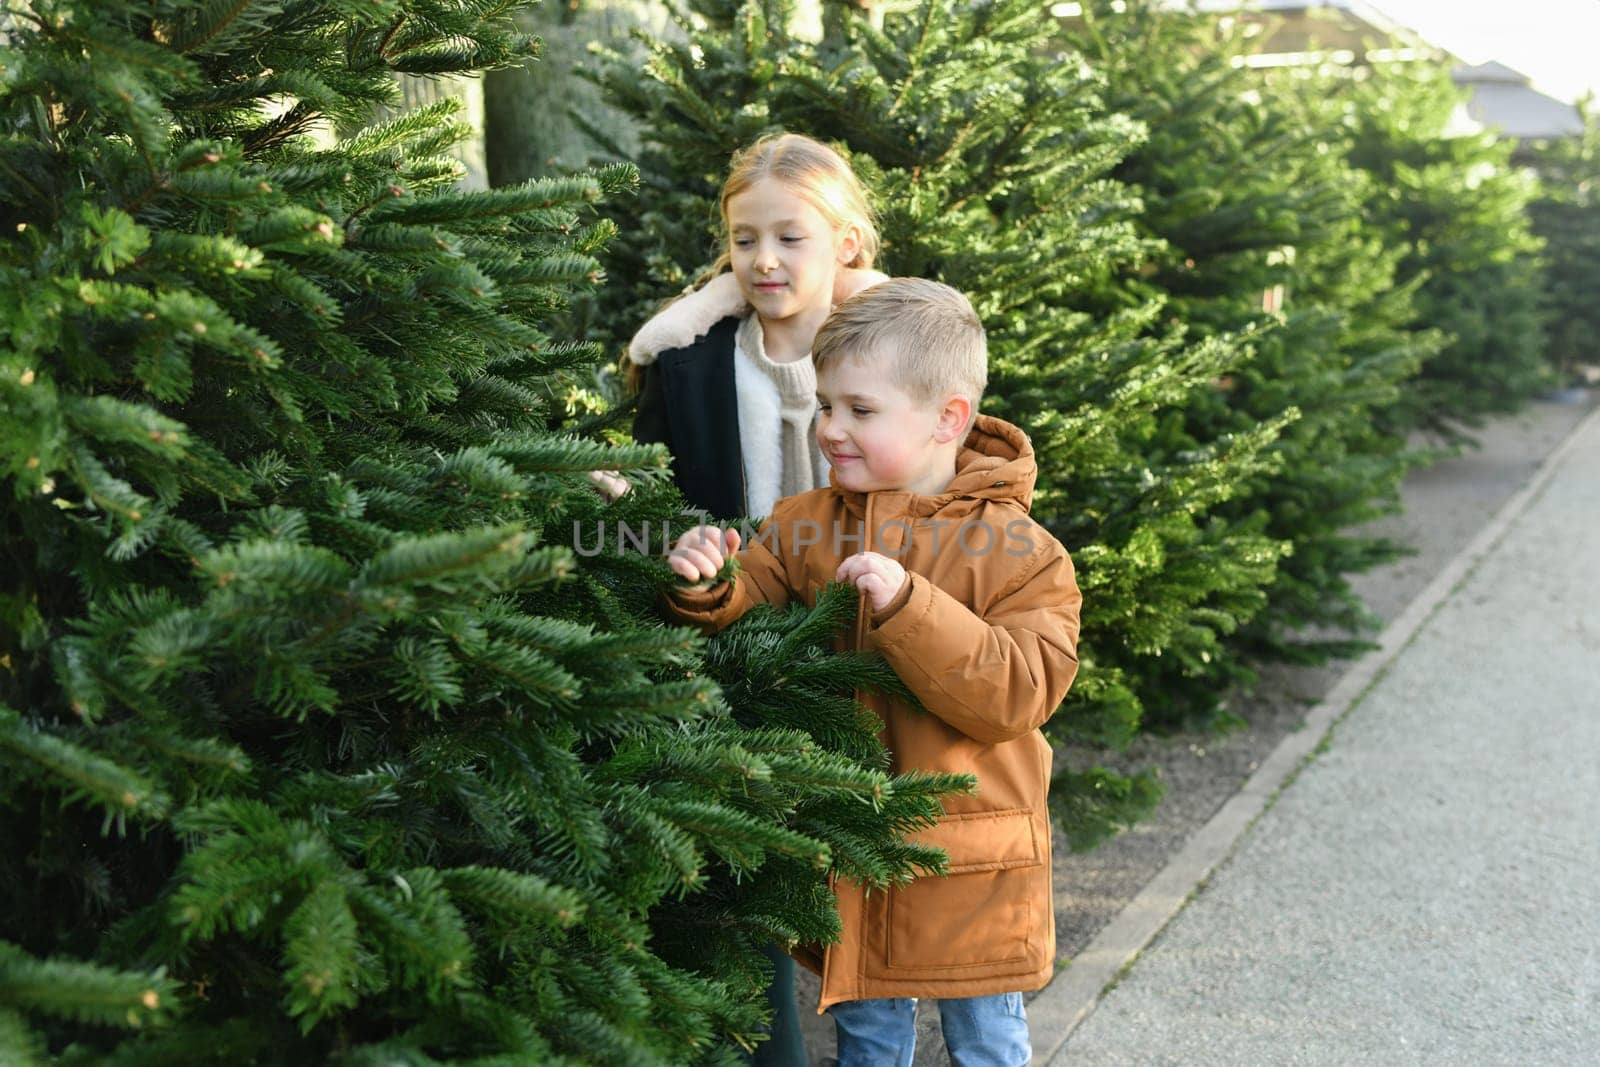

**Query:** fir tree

left=1059, top=1, right=1434, bottom=717
left=1337, top=58, right=1550, bottom=433
left=0, top=1, right=963, bottom=1060
left=1528, top=99, right=1600, bottom=386
left=585, top=0, right=1315, bottom=846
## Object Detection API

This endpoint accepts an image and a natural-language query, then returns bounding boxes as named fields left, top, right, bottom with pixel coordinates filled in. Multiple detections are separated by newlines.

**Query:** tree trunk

left=397, top=75, right=489, bottom=190
left=484, top=0, right=670, bottom=185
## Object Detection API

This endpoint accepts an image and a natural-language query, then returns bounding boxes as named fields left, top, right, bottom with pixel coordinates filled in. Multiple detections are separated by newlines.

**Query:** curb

left=1027, top=402, right=1600, bottom=1066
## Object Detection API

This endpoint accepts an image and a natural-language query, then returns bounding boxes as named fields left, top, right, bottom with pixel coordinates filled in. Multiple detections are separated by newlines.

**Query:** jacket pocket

left=883, top=808, right=1042, bottom=972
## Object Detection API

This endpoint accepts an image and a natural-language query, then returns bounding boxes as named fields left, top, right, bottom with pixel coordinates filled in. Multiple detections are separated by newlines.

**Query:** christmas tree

left=585, top=0, right=1325, bottom=845
left=1528, top=99, right=1600, bottom=387
left=1059, top=1, right=1433, bottom=714
left=0, top=1, right=963, bottom=1060
left=1337, top=58, right=1549, bottom=433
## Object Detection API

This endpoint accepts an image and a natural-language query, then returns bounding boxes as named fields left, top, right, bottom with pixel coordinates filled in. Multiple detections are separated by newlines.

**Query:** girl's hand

left=832, top=267, right=890, bottom=306
left=669, top=525, right=741, bottom=586
left=587, top=469, right=630, bottom=501
left=836, top=551, right=907, bottom=613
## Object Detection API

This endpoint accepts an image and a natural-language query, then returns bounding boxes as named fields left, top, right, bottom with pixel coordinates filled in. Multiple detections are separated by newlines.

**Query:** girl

left=624, top=132, right=887, bottom=522
left=625, top=133, right=885, bottom=1066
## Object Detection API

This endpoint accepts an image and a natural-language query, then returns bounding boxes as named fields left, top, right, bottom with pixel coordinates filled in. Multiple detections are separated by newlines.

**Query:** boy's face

left=816, top=354, right=961, bottom=496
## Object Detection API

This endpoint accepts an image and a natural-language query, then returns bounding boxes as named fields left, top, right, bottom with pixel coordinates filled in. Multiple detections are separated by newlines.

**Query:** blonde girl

left=617, top=132, right=887, bottom=521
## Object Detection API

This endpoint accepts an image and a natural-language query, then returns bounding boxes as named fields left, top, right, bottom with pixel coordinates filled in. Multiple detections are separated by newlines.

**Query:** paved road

left=1056, top=410, right=1600, bottom=1065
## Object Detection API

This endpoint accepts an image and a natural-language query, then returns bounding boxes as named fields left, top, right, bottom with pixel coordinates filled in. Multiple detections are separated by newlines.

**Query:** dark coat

left=632, top=315, right=749, bottom=522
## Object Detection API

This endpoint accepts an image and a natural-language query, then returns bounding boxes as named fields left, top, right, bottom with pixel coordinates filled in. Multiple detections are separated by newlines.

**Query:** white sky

left=1368, top=0, right=1600, bottom=103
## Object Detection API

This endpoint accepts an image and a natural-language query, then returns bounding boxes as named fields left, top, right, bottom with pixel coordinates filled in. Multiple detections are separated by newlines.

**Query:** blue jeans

left=829, top=993, right=1029, bottom=1067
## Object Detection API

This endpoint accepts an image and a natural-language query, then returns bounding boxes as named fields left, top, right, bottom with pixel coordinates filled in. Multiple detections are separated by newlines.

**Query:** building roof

left=1120, top=1, right=1406, bottom=23
left=1452, top=62, right=1584, bottom=140
left=1454, top=60, right=1530, bottom=86
left=1175, top=0, right=1406, bottom=32
left=1155, top=3, right=1585, bottom=141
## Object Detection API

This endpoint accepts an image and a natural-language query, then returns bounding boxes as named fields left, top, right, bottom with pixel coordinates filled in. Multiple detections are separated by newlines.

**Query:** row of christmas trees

left=576, top=0, right=1560, bottom=814
left=1, top=0, right=1588, bottom=1062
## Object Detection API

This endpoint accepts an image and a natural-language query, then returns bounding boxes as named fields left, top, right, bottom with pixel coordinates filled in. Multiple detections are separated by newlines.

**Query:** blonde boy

left=665, top=279, right=1081, bottom=1065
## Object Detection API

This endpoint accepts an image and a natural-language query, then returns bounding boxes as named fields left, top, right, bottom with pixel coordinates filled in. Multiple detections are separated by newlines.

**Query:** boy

left=664, top=279, right=1081, bottom=1066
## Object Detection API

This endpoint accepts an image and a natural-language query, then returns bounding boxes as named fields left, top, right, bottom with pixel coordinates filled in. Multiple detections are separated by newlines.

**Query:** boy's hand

left=669, top=525, right=741, bottom=587
left=836, top=551, right=907, bottom=613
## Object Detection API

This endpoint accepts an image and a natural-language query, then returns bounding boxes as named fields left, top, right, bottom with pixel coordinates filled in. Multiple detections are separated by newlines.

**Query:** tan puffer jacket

left=664, top=415, right=1081, bottom=1011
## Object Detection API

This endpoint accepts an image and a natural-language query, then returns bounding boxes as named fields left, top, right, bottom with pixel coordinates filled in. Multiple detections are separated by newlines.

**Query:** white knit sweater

left=733, top=315, right=829, bottom=519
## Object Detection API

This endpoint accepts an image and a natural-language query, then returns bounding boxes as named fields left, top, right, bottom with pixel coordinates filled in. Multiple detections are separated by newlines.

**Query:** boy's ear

left=933, top=393, right=973, bottom=445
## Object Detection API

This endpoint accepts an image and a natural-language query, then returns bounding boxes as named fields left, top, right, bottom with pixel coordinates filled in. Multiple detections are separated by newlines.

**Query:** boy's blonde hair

left=713, top=132, right=879, bottom=273
left=813, top=278, right=988, bottom=407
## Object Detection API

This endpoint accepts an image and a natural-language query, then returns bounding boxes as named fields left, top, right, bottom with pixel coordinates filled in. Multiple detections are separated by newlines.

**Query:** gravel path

left=1057, top=404, right=1600, bottom=1064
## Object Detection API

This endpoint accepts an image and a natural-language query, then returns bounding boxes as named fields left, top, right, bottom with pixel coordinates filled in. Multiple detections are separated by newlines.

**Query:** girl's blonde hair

left=711, top=132, right=879, bottom=275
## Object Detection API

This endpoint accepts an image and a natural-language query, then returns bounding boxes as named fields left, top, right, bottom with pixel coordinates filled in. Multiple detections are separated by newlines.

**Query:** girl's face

left=725, top=177, right=859, bottom=328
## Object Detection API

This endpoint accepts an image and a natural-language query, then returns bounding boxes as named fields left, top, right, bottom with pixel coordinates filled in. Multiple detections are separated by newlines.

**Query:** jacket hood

left=831, top=414, right=1038, bottom=520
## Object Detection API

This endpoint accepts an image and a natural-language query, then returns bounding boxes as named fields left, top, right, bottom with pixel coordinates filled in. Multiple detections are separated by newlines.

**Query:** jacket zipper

left=818, top=869, right=837, bottom=1013
left=852, top=495, right=873, bottom=651
left=821, top=497, right=873, bottom=1011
